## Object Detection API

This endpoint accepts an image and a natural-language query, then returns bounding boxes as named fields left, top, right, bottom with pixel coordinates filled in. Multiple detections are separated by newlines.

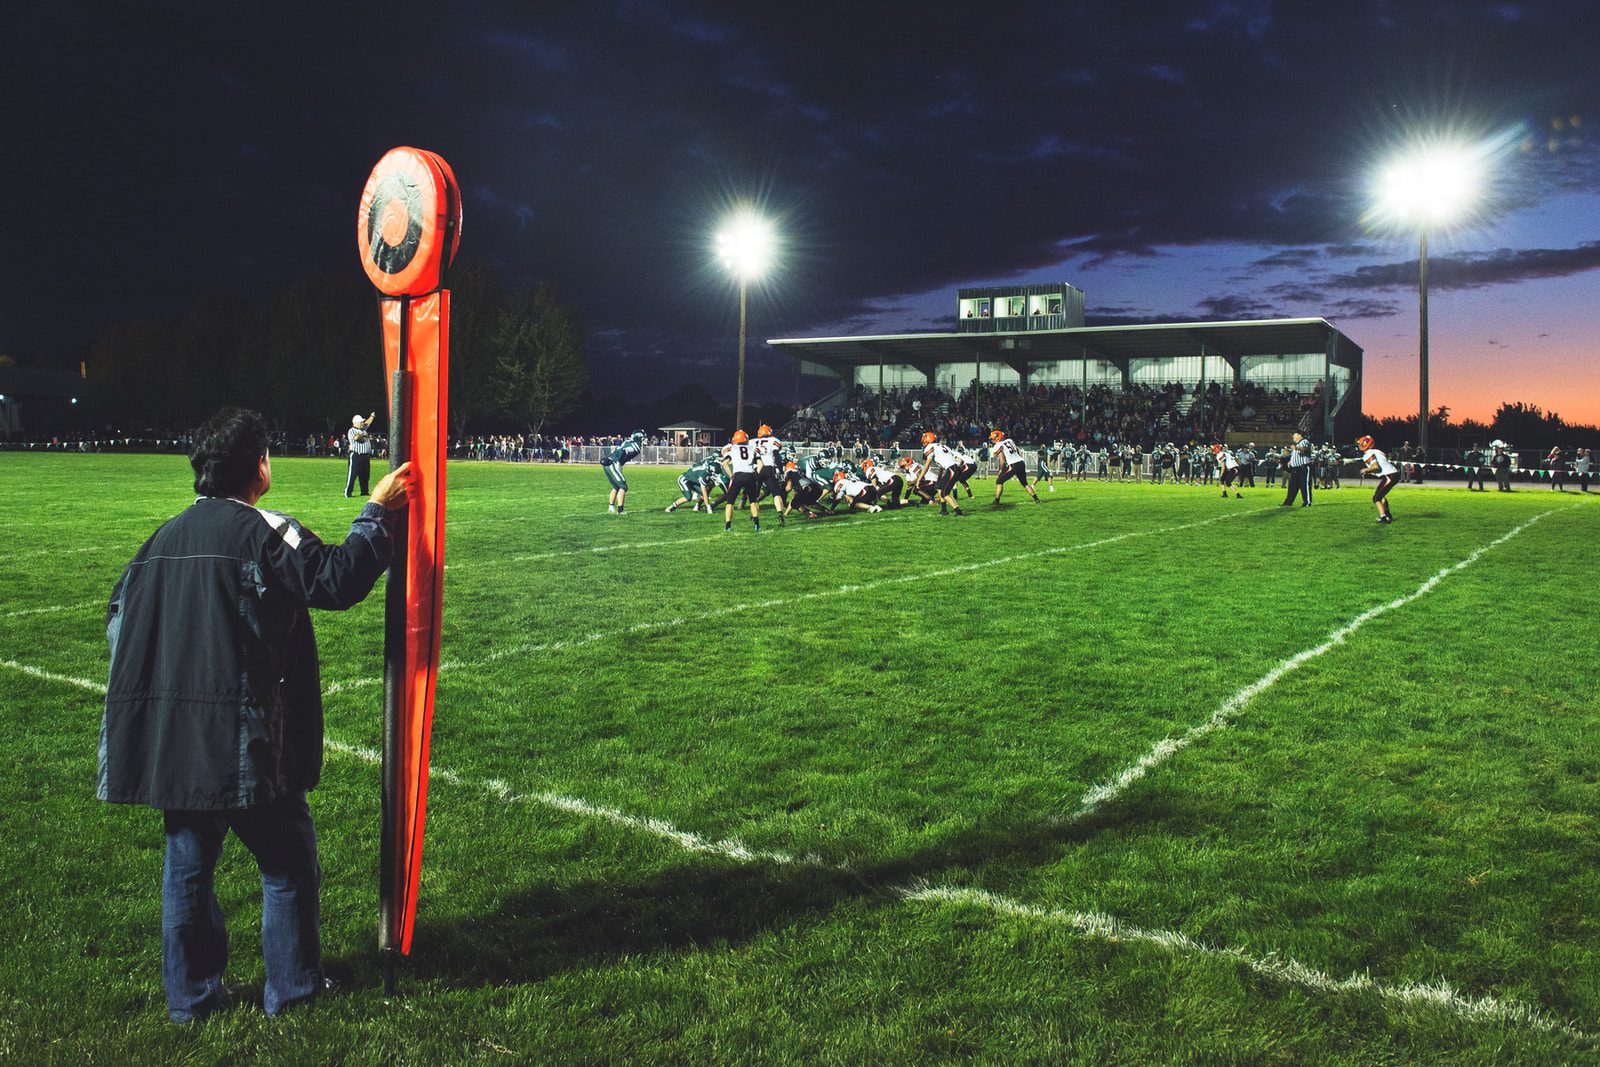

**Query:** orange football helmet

left=731, top=430, right=749, bottom=444
left=921, top=431, right=937, bottom=445
left=1356, top=435, right=1374, bottom=450
left=757, top=424, right=773, bottom=437
left=990, top=429, right=1005, bottom=442
left=832, top=469, right=847, bottom=482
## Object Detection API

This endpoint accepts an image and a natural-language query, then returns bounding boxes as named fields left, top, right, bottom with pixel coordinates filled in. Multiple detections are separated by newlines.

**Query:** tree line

left=84, top=261, right=587, bottom=437
left=1356, top=402, right=1599, bottom=452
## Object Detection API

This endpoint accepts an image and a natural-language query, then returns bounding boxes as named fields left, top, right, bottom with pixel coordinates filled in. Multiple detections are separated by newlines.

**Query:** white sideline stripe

left=0, top=658, right=106, bottom=694
left=904, top=885, right=1593, bottom=1042
left=321, top=739, right=843, bottom=870
left=3, top=599, right=103, bottom=619
left=449, top=509, right=914, bottom=567
left=323, top=509, right=1251, bottom=694
left=1066, top=508, right=1562, bottom=824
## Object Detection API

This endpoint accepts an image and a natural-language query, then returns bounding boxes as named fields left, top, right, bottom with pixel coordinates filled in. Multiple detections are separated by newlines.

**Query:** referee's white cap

left=352, top=414, right=364, bottom=427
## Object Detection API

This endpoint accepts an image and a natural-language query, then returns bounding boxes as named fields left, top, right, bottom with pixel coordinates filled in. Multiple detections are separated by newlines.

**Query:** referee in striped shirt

left=345, top=413, right=374, bottom=498
left=1280, top=431, right=1313, bottom=507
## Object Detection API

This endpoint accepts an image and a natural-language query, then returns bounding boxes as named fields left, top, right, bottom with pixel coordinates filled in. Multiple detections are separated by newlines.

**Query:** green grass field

left=2, top=452, right=1596, bottom=1064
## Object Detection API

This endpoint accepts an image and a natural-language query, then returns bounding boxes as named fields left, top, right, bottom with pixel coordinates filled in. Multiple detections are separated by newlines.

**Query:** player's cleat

left=665, top=505, right=676, bottom=513
left=608, top=505, right=617, bottom=513
left=1049, top=485, right=1055, bottom=492
left=939, top=504, right=949, bottom=515
left=953, top=507, right=965, bottom=515
left=724, top=523, right=731, bottom=532
left=1234, top=493, right=1242, bottom=498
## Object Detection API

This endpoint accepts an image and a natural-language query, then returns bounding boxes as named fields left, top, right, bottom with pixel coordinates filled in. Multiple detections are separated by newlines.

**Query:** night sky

left=6, top=1, right=1597, bottom=423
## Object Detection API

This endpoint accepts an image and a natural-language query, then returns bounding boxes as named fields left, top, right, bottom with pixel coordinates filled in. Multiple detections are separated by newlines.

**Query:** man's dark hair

left=190, top=407, right=270, bottom=497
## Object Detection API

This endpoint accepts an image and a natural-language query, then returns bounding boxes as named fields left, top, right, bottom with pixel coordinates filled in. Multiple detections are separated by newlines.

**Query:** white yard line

left=324, top=509, right=1252, bottom=693
left=2, top=599, right=103, bottom=619
left=1064, top=507, right=1562, bottom=826
left=0, top=658, right=106, bottom=694
left=903, top=885, right=1593, bottom=1043
left=321, top=739, right=842, bottom=869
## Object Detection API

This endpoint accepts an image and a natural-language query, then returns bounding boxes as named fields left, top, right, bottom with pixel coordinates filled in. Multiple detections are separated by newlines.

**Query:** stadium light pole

left=1374, top=145, right=1480, bottom=457
left=716, top=211, right=775, bottom=433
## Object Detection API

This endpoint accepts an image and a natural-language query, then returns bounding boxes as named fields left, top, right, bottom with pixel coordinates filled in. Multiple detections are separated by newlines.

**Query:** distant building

left=768, top=282, right=1363, bottom=442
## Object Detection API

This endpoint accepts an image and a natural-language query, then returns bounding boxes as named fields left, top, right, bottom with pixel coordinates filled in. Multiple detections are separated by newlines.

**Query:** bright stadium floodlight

left=716, top=210, right=776, bottom=433
left=1371, top=142, right=1484, bottom=456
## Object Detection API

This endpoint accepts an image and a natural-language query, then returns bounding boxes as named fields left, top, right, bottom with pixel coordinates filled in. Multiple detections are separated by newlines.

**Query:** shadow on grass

left=384, top=788, right=1208, bottom=991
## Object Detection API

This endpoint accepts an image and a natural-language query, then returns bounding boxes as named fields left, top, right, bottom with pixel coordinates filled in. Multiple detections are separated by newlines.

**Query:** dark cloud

left=1194, top=295, right=1281, bottom=319
left=1324, top=241, right=1600, bottom=291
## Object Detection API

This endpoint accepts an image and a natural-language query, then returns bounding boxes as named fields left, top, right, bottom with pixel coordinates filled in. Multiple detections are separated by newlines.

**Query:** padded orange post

left=358, top=147, right=459, bottom=971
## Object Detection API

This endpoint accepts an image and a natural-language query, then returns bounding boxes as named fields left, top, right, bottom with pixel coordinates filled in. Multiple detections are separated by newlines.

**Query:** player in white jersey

left=911, top=432, right=966, bottom=515
left=830, top=470, right=884, bottom=512
left=860, top=458, right=905, bottom=508
left=898, top=455, right=937, bottom=505
left=752, top=423, right=791, bottom=525
left=1356, top=435, right=1399, bottom=523
left=1212, top=443, right=1243, bottom=498
left=988, top=429, right=1041, bottom=505
left=719, top=430, right=764, bottom=533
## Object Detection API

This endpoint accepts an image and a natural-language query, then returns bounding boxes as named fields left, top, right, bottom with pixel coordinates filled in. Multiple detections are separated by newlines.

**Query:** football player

left=783, top=461, right=829, bottom=518
left=602, top=429, right=646, bottom=513
left=860, top=458, right=905, bottom=508
left=1357, top=434, right=1399, bottom=523
left=989, top=429, right=1042, bottom=505
left=720, top=430, right=764, bottom=532
left=1035, top=442, right=1057, bottom=492
left=1213, top=443, right=1243, bottom=498
left=752, top=423, right=791, bottom=525
left=665, top=454, right=722, bottom=513
left=910, top=431, right=967, bottom=515
left=951, top=444, right=979, bottom=498
left=831, top=469, right=884, bottom=512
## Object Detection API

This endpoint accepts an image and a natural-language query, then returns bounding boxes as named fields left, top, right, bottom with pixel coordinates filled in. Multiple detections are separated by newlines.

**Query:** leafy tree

left=491, top=282, right=587, bottom=434
left=439, top=260, right=505, bottom=437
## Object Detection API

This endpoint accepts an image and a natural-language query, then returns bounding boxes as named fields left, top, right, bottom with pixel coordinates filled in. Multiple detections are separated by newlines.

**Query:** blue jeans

left=162, top=791, right=321, bottom=1021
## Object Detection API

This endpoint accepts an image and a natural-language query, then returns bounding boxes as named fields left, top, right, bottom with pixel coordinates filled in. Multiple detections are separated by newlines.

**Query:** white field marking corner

left=902, top=885, right=1595, bottom=1043
left=324, top=508, right=1252, bottom=694
left=1065, top=507, right=1562, bottom=825
left=321, top=739, right=845, bottom=870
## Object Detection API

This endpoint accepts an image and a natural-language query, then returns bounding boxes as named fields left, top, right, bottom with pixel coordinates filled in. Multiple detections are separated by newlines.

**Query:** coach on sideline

left=97, top=407, right=411, bottom=1023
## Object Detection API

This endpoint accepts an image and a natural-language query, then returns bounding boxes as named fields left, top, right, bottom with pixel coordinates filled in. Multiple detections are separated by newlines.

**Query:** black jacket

left=98, top=496, right=396, bottom=810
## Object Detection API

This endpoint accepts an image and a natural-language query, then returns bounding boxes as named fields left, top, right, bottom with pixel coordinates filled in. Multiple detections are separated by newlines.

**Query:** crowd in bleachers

left=783, top=381, right=1311, bottom=449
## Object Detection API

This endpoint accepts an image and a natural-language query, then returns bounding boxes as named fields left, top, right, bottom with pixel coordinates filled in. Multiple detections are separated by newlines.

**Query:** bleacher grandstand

left=770, top=282, right=1362, bottom=447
